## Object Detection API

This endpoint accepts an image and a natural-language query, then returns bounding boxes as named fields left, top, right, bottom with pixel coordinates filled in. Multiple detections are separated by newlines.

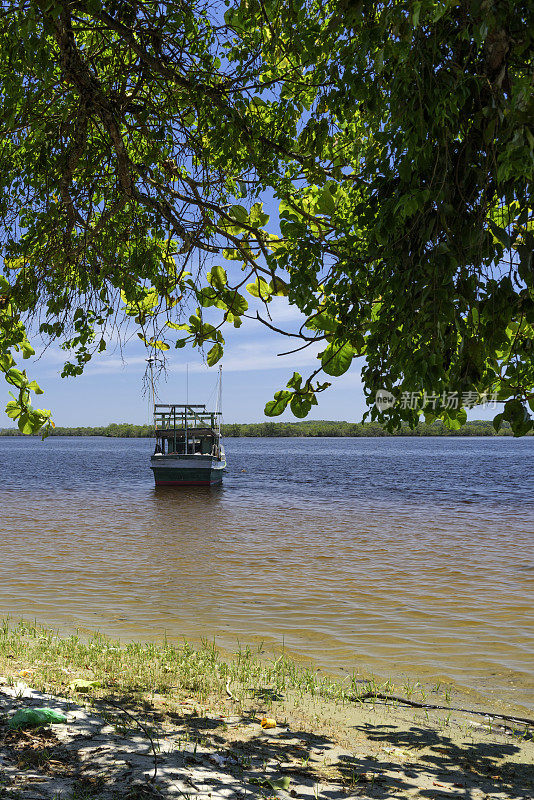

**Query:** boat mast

left=216, top=364, right=222, bottom=439
left=185, top=363, right=190, bottom=454
left=147, top=356, right=156, bottom=432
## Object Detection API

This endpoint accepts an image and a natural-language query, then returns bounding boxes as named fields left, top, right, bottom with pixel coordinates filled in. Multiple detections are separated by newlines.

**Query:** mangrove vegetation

left=0, top=420, right=519, bottom=437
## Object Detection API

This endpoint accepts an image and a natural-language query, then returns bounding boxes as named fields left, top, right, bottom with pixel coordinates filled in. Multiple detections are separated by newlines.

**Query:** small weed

left=300, top=752, right=311, bottom=768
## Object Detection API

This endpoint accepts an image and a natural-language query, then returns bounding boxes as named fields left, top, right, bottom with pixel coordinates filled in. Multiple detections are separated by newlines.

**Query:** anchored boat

left=151, top=403, right=226, bottom=486
left=150, top=403, right=226, bottom=486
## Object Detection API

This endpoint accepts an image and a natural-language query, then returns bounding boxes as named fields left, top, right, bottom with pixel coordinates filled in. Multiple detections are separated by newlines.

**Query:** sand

left=1, top=679, right=532, bottom=799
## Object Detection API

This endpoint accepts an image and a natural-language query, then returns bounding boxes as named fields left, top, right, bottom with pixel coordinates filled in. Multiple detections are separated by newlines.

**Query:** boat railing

left=154, top=404, right=221, bottom=433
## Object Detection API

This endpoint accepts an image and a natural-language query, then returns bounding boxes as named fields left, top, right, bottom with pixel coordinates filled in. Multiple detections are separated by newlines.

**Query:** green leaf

left=502, top=398, right=532, bottom=436
left=188, top=314, right=202, bottom=332
left=228, top=204, right=248, bottom=224
left=271, top=276, right=289, bottom=296
left=316, top=186, right=336, bottom=216
left=5, top=400, right=22, bottom=420
left=286, top=372, right=302, bottom=390
left=457, top=407, right=467, bottom=426
left=280, top=218, right=305, bottom=237
left=265, top=777, right=291, bottom=793
left=443, top=416, right=462, bottom=430
left=27, top=380, right=44, bottom=394
left=279, top=198, right=301, bottom=220
left=290, top=393, right=312, bottom=418
left=17, top=412, right=34, bottom=435
left=442, top=407, right=467, bottom=429
left=246, top=277, right=272, bottom=300
left=69, top=679, right=101, bottom=693
left=21, top=340, right=35, bottom=359
left=167, top=321, right=191, bottom=331
left=198, top=287, right=218, bottom=307
left=412, top=1, right=421, bottom=27
left=207, top=342, right=223, bottom=366
left=249, top=202, right=269, bottom=227
left=488, top=220, right=512, bottom=248
left=0, top=353, right=15, bottom=372
left=140, top=289, right=160, bottom=311
left=208, top=265, right=228, bottom=290
left=265, top=390, right=291, bottom=416
left=222, top=248, right=242, bottom=262
left=305, top=312, right=338, bottom=333
left=6, top=368, right=27, bottom=388
left=225, top=291, right=248, bottom=315
left=321, top=341, right=354, bottom=376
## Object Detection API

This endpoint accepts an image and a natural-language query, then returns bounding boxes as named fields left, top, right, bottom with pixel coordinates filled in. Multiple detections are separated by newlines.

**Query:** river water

left=0, top=436, right=532, bottom=712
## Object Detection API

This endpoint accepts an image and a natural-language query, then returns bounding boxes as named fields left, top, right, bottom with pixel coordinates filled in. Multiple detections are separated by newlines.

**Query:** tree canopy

left=0, top=0, right=533, bottom=435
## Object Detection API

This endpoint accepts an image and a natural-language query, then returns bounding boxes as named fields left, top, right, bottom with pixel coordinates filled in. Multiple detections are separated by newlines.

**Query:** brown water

left=1, top=436, right=533, bottom=712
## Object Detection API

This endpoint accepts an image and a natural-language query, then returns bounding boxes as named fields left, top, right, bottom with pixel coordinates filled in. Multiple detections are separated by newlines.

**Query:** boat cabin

left=154, top=404, right=222, bottom=457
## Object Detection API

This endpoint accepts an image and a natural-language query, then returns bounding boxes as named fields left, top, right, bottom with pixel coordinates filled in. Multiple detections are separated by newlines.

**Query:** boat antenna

left=216, top=364, right=223, bottom=437
left=186, top=362, right=189, bottom=405
left=146, top=356, right=156, bottom=434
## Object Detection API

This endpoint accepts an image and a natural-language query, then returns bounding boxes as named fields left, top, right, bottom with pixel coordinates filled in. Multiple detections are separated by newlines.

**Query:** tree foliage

left=0, top=0, right=533, bottom=434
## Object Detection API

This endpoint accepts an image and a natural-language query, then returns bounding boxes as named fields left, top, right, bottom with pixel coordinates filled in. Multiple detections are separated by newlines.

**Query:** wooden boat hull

left=150, top=454, right=226, bottom=486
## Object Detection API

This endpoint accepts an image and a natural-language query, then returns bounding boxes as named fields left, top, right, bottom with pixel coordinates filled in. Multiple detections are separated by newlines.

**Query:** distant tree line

left=220, top=420, right=518, bottom=437
left=0, top=422, right=153, bottom=437
left=0, top=420, right=522, bottom=437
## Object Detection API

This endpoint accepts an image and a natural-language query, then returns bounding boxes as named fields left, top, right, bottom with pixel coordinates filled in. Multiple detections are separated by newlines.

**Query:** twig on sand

left=354, top=692, right=534, bottom=732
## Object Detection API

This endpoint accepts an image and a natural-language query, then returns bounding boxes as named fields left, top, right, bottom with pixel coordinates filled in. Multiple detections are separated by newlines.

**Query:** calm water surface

left=0, top=436, right=533, bottom=711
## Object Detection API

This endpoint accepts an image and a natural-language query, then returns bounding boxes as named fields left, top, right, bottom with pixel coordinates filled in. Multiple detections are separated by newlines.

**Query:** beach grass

left=1, top=618, right=532, bottom=732
left=0, top=618, right=374, bottom=710
left=1, top=618, right=532, bottom=739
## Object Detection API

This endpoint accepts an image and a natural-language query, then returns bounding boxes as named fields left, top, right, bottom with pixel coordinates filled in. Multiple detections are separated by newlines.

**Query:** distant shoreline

left=0, top=420, right=524, bottom=437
